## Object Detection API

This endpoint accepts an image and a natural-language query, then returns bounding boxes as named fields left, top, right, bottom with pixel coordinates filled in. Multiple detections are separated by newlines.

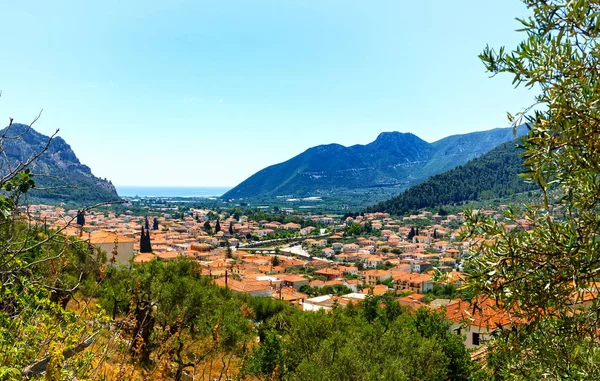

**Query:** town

left=27, top=200, right=532, bottom=351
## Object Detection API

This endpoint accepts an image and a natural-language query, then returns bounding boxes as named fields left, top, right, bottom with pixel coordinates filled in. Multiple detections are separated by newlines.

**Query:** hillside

left=223, top=126, right=528, bottom=200
left=419, top=124, right=529, bottom=182
left=1, top=123, right=121, bottom=204
left=365, top=139, right=537, bottom=215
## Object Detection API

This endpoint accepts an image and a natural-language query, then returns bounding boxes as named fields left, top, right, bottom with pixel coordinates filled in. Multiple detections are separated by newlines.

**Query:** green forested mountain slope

left=223, top=126, right=527, bottom=199
left=418, top=125, right=529, bottom=184
left=365, top=139, right=537, bottom=215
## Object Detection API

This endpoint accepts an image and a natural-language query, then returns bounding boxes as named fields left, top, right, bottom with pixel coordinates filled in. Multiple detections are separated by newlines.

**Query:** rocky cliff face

left=0, top=123, right=120, bottom=204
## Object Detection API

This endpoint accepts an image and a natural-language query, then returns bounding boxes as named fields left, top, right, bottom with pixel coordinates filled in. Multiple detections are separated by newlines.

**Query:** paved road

left=281, top=245, right=311, bottom=258
left=238, top=233, right=332, bottom=248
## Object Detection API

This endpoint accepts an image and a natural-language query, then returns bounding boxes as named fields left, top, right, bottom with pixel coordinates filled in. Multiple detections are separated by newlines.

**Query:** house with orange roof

left=363, top=283, right=390, bottom=296
left=335, top=253, right=359, bottom=262
left=89, top=230, right=136, bottom=264
left=279, top=257, right=306, bottom=268
left=359, top=239, right=375, bottom=247
left=397, top=293, right=428, bottom=311
left=309, top=279, right=326, bottom=288
left=391, top=263, right=412, bottom=274
left=336, top=265, right=359, bottom=275
left=300, top=226, right=316, bottom=235
left=324, top=279, right=348, bottom=288
left=278, top=274, right=309, bottom=290
left=155, top=251, right=180, bottom=261
left=423, top=253, right=442, bottom=261
left=359, top=246, right=376, bottom=255
left=363, top=270, right=392, bottom=286
left=303, top=293, right=366, bottom=312
left=440, top=257, right=456, bottom=267
left=445, top=249, right=461, bottom=259
left=342, top=243, right=360, bottom=253
left=315, top=267, right=342, bottom=280
left=271, top=265, right=286, bottom=274
left=284, top=222, right=301, bottom=230
left=393, top=272, right=433, bottom=294
left=322, top=248, right=335, bottom=257
left=307, top=259, right=329, bottom=269
left=182, top=250, right=199, bottom=259
left=214, top=277, right=272, bottom=297
left=264, top=222, right=282, bottom=230
left=315, top=239, right=328, bottom=247
left=444, top=298, right=516, bottom=348
left=134, top=253, right=156, bottom=263
left=272, top=287, right=308, bottom=306
left=363, top=255, right=384, bottom=269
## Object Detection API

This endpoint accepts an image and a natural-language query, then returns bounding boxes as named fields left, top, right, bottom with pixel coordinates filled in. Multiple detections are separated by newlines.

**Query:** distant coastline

left=116, top=186, right=231, bottom=198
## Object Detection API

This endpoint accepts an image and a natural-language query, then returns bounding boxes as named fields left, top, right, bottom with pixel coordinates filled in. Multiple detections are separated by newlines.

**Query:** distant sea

left=116, top=186, right=231, bottom=198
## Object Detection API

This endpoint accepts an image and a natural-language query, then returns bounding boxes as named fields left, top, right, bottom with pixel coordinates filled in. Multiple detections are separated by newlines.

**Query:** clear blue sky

left=0, top=1, right=532, bottom=187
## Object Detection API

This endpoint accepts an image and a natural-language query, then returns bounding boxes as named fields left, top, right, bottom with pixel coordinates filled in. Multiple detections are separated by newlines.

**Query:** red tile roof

left=444, top=298, right=515, bottom=329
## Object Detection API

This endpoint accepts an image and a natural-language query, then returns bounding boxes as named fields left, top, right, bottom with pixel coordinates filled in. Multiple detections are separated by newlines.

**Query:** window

left=472, top=332, right=480, bottom=346
left=454, top=328, right=461, bottom=335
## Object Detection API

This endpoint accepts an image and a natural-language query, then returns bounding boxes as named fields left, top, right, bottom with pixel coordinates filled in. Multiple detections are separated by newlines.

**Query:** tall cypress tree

left=153, top=217, right=159, bottom=230
left=229, top=223, right=234, bottom=235
left=140, top=226, right=152, bottom=253
left=145, top=229, right=152, bottom=253
left=407, top=227, right=416, bottom=241
left=144, top=216, right=150, bottom=230
left=76, top=211, right=85, bottom=226
left=226, top=239, right=232, bottom=258
left=140, top=227, right=147, bottom=252
left=215, top=220, right=221, bottom=233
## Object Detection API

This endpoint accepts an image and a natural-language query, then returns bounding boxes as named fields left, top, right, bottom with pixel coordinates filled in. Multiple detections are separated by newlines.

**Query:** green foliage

left=0, top=114, right=486, bottom=381
left=299, top=284, right=353, bottom=297
left=0, top=153, right=109, bottom=378
left=271, top=255, right=281, bottom=267
left=98, top=259, right=256, bottom=368
left=0, top=280, right=100, bottom=379
left=203, top=220, right=212, bottom=233
left=243, top=331, right=283, bottom=380
left=465, top=1, right=600, bottom=378
left=343, top=222, right=362, bottom=236
left=242, top=294, right=476, bottom=380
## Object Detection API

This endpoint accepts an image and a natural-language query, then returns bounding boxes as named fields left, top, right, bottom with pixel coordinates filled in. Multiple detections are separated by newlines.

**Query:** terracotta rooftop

left=444, top=298, right=515, bottom=329
left=89, top=231, right=136, bottom=244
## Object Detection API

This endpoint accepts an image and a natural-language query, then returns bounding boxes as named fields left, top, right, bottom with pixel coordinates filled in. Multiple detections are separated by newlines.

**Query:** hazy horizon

left=116, top=185, right=231, bottom=196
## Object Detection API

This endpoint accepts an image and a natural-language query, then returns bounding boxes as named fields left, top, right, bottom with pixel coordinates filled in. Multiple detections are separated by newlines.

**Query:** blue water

left=116, top=186, right=231, bottom=198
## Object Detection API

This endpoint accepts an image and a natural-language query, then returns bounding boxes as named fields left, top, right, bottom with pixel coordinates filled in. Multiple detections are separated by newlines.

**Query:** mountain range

left=223, top=125, right=528, bottom=200
left=1, top=123, right=120, bottom=204
left=365, top=139, right=537, bottom=215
